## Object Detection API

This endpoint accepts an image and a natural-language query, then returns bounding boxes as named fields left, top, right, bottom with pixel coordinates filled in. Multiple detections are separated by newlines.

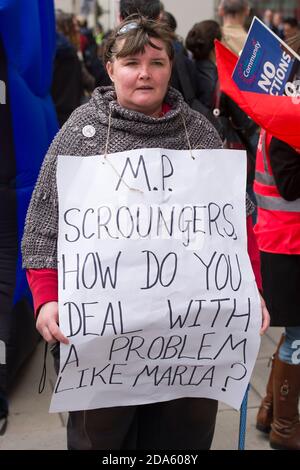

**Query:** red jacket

left=254, top=130, right=300, bottom=254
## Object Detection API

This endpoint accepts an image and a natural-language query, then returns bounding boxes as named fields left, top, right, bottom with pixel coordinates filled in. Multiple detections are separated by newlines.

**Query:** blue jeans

left=279, top=327, right=300, bottom=365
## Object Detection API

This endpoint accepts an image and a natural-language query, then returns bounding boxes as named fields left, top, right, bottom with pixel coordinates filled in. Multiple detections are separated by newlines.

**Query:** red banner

left=215, top=40, right=300, bottom=149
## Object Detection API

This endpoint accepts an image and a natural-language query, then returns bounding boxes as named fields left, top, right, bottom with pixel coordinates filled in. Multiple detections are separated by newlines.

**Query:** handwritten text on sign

left=50, top=148, right=261, bottom=412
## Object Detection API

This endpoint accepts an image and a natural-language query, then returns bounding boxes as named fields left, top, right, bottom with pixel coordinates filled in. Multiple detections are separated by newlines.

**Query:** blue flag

left=232, top=17, right=300, bottom=97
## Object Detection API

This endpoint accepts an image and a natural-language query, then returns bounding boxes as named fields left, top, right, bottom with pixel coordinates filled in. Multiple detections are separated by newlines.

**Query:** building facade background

left=55, top=1, right=300, bottom=36
left=55, top=0, right=215, bottom=37
left=250, top=0, right=300, bottom=19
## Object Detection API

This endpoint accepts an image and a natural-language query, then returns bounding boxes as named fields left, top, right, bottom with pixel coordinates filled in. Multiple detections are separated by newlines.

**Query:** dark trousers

left=261, top=251, right=300, bottom=326
left=51, top=344, right=218, bottom=450
left=67, top=397, right=218, bottom=450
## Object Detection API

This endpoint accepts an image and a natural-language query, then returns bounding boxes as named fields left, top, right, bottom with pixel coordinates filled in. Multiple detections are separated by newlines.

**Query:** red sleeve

left=26, top=269, right=58, bottom=317
left=79, top=34, right=88, bottom=53
left=246, top=216, right=262, bottom=291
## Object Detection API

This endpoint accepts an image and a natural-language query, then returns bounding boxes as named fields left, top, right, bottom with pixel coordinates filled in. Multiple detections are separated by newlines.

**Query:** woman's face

left=106, top=38, right=172, bottom=117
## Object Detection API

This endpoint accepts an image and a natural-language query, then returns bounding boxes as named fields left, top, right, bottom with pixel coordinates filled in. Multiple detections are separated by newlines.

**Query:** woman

left=254, top=36, right=300, bottom=449
left=185, top=20, right=221, bottom=111
left=52, top=10, right=95, bottom=127
left=186, top=20, right=258, bottom=199
left=22, top=15, right=268, bottom=450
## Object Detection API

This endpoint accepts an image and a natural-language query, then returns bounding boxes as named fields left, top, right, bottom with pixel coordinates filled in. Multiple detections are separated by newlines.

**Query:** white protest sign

left=50, top=148, right=261, bottom=413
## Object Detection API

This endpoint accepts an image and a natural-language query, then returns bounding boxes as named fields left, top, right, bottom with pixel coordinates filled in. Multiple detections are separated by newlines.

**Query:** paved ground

left=0, top=328, right=286, bottom=450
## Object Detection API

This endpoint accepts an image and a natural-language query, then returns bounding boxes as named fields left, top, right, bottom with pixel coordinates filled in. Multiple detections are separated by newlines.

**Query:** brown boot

left=256, top=335, right=285, bottom=433
left=269, top=357, right=300, bottom=450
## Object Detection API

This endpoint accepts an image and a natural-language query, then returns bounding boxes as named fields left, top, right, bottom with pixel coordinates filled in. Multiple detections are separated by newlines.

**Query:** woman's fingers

left=48, top=321, right=69, bottom=344
left=259, top=295, right=270, bottom=335
left=36, top=301, right=69, bottom=344
left=41, top=325, right=56, bottom=344
left=260, top=306, right=270, bottom=335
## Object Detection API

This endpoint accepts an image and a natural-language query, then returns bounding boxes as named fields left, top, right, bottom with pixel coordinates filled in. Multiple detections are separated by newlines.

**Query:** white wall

left=55, top=0, right=98, bottom=26
left=162, top=0, right=215, bottom=40
left=55, top=0, right=80, bottom=14
left=99, top=0, right=119, bottom=30
left=55, top=0, right=118, bottom=28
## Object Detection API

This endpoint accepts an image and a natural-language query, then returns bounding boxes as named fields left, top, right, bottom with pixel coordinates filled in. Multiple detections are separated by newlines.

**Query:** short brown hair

left=286, top=33, right=300, bottom=56
left=186, top=21, right=222, bottom=61
left=103, top=15, right=175, bottom=65
left=119, top=0, right=161, bottom=20
left=219, top=0, right=248, bottom=16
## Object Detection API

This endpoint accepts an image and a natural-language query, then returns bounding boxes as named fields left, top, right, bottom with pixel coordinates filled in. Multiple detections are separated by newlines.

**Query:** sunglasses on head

left=116, top=21, right=141, bottom=36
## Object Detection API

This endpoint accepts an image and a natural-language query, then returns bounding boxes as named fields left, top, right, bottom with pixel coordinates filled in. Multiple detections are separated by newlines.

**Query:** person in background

left=77, top=15, right=110, bottom=88
left=22, top=15, right=269, bottom=451
left=51, top=10, right=95, bottom=127
left=244, top=6, right=260, bottom=32
left=186, top=19, right=259, bottom=219
left=218, top=0, right=249, bottom=55
left=263, top=9, right=273, bottom=29
left=119, top=0, right=161, bottom=21
left=186, top=20, right=222, bottom=110
left=283, top=17, right=299, bottom=40
left=161, top=10, right=177, bottom=32
left=255, top=33, right=300, bottom=452
left=161, top=10, right=185, bottom=54
left=94, top=22, right=104, bottom=46
left=272, top=11, right=284, bottom=39
left=76, top=15, right=90, bottom=53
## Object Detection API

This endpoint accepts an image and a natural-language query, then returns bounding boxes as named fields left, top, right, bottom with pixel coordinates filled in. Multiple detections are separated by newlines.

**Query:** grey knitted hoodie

left=22, top=86, right=247, bottom=269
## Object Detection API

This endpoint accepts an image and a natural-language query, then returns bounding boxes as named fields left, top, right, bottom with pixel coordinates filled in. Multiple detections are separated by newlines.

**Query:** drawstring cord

left=102, top=107, right=203, bottom=189
left=181, top=114, right=195, bottom=160
left=180, top=113, right=207, bottom=158
left=38, top=341, right=48, bottom=394
left=103, top=103, right=112, bottom=160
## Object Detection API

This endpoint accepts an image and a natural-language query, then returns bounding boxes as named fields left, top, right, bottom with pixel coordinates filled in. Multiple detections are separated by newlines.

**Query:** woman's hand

left=259, top=294, right=270, bottom=335
left=36, top=301, right=69, bottom=344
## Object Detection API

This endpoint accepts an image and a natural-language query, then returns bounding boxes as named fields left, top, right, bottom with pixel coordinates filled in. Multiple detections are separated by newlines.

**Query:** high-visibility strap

left=261, top=130, right=269, bottom=173
left=255, top=132, right=300, bottom=212
left=255, top=132, right=276, bottom=186
left=256, top=193, right=300, bottom=212
left=254, top=180, right=281, bottom=197
left=255, top=170, right=276, bottom=186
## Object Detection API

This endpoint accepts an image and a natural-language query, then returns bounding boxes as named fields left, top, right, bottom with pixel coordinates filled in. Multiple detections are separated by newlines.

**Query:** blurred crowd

left=51, top=2, right=300, bottom=129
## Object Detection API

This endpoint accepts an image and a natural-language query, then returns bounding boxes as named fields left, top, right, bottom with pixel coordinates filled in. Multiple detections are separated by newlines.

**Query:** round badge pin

left=82, top=125, right=96, bottom=138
